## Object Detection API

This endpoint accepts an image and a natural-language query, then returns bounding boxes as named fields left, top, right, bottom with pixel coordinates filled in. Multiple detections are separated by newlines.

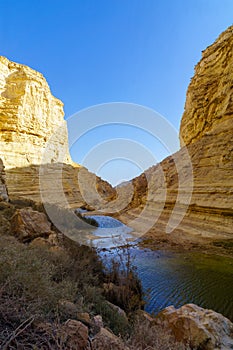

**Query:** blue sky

left=1, top=1, right=233, bottom=185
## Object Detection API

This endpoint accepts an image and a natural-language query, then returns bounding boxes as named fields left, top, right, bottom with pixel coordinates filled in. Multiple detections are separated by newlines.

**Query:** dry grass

left=127, top=320, right=191, bottom=350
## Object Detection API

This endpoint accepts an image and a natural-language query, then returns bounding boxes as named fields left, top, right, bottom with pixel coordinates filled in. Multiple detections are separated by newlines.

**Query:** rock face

left=0, top=56, right=71, bottom=168
left=0, top=56, right=115, bottom=208
left=155, top=304, right=233, bottom=349
left=117, top=25, right=233, bottom=242
left=0, top=158, right=8, bottom=201
left=11, top=207, right=52, bottom=242
left=180, top=25, right=233, bottom=147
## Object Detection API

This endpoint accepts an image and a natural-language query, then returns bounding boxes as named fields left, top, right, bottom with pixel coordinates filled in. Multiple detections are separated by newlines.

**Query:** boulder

left=92, top=327, right=128, bottom=350
left=11, top=207, right=51, bottom=242
left=61, top=319, right=89, bottom=349
left=37, top=319, right=89, bottom=349
left=155, top=303, right=233, bottom=349
left=93, top=315, right=104, bottom=329
left=134, top=309, right=156, bottom=327
left=0, top=214, right=10, bottom=235
left=106, top=301, right=128, bottom=321
left=30, top=237, right=51, bottom=247
left=77, top=312, right=92, bottom=327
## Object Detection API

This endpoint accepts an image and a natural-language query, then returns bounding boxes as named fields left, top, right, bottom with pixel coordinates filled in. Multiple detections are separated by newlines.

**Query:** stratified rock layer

left=180, top=25, right=233, bottom=146
left=0, top=56, right=115, bottom=208
left=0, top=56, right=71, bottom=168
left=117, top=25, right=233, bottom=241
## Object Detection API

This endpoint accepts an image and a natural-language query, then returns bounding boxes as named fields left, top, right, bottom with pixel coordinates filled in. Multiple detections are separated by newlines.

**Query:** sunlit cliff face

left=180, top=25, right=233, bottom=147
left=0, top=56, right=71, bottom=169
left=117, top=25, right=233, bottom=240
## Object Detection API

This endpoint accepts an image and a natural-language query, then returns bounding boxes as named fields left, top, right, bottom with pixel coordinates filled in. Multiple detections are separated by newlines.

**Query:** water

left=129, top=248, right=233, bottom=321
left=73, top=214, right=233, bottom=321
left=78, top=215, right=135, bottom=248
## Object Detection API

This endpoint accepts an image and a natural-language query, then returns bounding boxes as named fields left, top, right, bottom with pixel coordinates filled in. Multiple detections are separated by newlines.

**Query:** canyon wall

left=0, top=56, right=115, bottom=206
left=118, top=25, right=233, bottom=241
left=1, top=25, right=233, bottom=242
left=180, top=25, right=233, bottom=147
left=0, top=56, right=71, bottom=168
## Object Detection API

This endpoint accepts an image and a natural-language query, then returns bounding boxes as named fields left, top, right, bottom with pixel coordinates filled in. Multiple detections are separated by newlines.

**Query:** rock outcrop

left=180, top=25, right=233, bottom=147
left=155, top=303, right=233, bottom=349
left=11, top=207, right=52, bottom=242
left=117, top=25, right=233, bottom=242
left=0, top=56, right=71, bottom=168
left=0, top=56, right=115, bottom=208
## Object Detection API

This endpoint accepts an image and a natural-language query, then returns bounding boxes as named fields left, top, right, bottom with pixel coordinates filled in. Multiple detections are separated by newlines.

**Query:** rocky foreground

left=1, top=162, right=233, bottom=349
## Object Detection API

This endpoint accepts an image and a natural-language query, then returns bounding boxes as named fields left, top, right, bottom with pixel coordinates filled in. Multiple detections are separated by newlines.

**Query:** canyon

left=1, top=25, right=233, bottom=350
left=1, top=27, right=233, bottom=247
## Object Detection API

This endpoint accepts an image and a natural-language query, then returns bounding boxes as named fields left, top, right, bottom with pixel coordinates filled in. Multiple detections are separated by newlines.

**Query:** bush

left=102, top=244, right=144, bottom=313
left=0, top=236, right=77, bottom=323
left=127, top=320, right=190, bottom=350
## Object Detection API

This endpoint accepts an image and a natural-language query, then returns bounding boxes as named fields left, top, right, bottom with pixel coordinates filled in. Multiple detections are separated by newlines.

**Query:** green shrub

left=0, top=236, right=77, bottom=322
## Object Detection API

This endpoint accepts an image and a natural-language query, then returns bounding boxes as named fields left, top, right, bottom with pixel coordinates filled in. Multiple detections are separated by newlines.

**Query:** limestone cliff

left=117, top=25, right=233, bottom=242
left=180, top=25, right=233, bottom=146
left=0, top=56, right=71, bottom=168
left=0, top=56, right=115, bottom=206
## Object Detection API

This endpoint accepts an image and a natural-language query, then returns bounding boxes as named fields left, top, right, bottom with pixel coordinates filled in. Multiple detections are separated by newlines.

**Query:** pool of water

left=127, top=248, right=233, bottom=321
left=73, top=213, right=233, bottom=321
left=72, top=214, right=135, bottom=248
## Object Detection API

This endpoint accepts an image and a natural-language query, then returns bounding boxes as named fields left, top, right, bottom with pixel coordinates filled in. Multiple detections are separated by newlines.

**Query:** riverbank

left=0, top=198, right=194, bottom=349
left=139, top=230, right=233, bottom=259
left=80, top=206, right=233, bottom=258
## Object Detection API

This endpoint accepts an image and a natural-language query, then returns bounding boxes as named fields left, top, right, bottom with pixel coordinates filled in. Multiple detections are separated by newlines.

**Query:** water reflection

left=131, top=249, right=233, bottom=321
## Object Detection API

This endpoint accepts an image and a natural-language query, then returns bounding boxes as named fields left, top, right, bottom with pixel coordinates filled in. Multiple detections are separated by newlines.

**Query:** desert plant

left=102, top=243, right=144, bottom=313
left=127, top=320, right=191, bottom=350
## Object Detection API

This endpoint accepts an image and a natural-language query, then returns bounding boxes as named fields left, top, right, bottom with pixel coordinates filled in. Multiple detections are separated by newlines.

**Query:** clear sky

left=1, top=1, right=233, bottom=185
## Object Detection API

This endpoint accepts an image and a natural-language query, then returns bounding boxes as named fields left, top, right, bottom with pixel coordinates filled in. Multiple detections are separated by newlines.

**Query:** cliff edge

left=0, top=56, right=71, bottom=168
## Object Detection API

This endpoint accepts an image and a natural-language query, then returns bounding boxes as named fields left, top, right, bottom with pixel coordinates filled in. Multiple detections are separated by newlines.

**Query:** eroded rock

left=117, top=25, right=233, bottom=242
left=155, top=303, right=233, bottom=349
left=11, top=207, right=51, bottom=241
left=0, top=56, right=71, bottom=168
left=92, top=327, right=128, bottom=350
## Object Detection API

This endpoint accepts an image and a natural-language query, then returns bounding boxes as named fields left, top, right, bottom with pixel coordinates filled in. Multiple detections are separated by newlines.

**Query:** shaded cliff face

left=0, top=56, right=71, bottom=168
left=118, top=25, right=233, bottom=241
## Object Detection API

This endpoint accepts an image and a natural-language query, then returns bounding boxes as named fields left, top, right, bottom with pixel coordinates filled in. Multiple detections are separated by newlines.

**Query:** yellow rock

left=180, top=25, right=233, bottom=147
left=118, top=25, right=233, bottom=241
left=0, top=56, right=115, bottom=208
left=0, top=56, right=71, bottom=168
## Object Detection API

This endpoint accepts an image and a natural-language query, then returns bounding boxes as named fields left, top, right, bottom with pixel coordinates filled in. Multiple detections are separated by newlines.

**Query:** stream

left=75, top=213, right=233, bottom=321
